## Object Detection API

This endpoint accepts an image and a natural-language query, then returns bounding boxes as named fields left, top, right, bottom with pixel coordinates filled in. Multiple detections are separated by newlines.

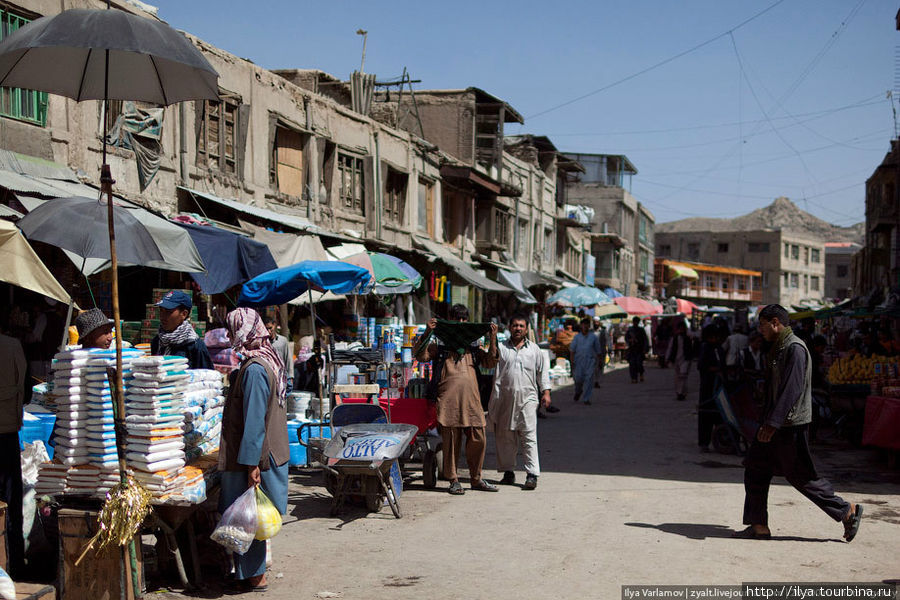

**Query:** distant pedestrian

left=667, top=320, right=694, bottom=401
left=733, top=304, right=862, bottom=542
left=264, top=316, right=294, bottom=394
left=569, top=317, right=603, bottom=405
left=697, top=325, right=724, bottom=452
left=625, top=317, right=649, bottom=383
left=488, top=314, right=551, bottom=490
left=592, top=317, right=610, bottom=388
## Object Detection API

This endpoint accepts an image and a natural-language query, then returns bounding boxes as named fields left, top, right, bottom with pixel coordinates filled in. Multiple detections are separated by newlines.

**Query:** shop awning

left=520, top=270, right=562, bottom=289
left=668, top=264, right=699, bottom=280
left=245, top=224, right=330, bottom=265
left=0, top=219, right=71, bottom=304
left=175, top=222, right=278, bottom=295
left=412, top=235, right=512, bottom=293
left=498, top=270, right=537, bottom=304
left=179, top=186, right=317, bottom=233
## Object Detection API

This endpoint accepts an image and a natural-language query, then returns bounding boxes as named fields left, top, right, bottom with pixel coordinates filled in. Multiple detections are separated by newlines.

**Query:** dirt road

left=178, top=361, right=900, bottom=599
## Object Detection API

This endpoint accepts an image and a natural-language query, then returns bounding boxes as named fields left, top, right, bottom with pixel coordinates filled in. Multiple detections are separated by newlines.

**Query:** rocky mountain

left=656, top=197, right=864, bottom=244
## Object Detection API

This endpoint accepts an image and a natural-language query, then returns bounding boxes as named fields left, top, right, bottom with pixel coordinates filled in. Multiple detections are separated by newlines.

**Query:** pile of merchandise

left=125, top=356, right=189, bottom=498
left=182, top=369, right=225, bottom=461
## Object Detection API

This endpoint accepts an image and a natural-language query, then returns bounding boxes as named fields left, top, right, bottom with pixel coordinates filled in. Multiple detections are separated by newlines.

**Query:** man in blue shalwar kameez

left=219, top=308, right=289, bottom=593
left=568, top=318, right=603, bottom=405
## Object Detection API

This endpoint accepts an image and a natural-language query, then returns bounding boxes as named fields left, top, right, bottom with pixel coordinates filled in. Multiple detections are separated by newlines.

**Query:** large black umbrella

left=0, top=6, right=218, bottom=592
left=17, top=196, right=164, bottom=266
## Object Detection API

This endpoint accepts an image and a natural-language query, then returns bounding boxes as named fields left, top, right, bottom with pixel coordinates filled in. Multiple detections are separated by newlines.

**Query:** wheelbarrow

left=321, top=423, right=418, bottom=518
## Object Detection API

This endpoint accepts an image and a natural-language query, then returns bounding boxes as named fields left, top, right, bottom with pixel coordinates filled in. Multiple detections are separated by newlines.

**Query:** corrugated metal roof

left=412, top=235, right=512, bottom=293
left=179, top=186, right=317, bottom=233
left=0, top=150, right=79, bottom=182
left=0, top=204, right=23, bottom=219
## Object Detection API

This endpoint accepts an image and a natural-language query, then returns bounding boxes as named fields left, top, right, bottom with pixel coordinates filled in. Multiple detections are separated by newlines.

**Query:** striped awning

left=668, top=264, right=699, bottom=280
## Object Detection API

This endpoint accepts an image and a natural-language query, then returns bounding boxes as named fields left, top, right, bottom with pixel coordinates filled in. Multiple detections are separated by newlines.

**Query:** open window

left=417, top=178, right=434, bottom=236
left=338, top=152, right=365, bottom=215
left=383, top=167, right=407, bottom=224
left=196, top=91, right=249, bottom=177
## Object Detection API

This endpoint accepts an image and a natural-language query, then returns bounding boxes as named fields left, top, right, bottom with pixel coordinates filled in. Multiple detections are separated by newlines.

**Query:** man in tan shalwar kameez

left=414, top=304, right=498, bottom=495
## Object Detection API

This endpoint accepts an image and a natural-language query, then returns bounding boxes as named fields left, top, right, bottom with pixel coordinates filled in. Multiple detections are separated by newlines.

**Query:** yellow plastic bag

left=254, top=487, right=282, bottom=541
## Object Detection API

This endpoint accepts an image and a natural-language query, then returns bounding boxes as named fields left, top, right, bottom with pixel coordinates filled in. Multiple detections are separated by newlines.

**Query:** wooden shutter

left=276, top=128, right=304, bottom=197
left=236, top=104, right=251, bottom=180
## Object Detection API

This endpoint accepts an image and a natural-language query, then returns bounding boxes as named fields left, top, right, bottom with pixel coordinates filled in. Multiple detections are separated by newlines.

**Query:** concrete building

left=654, top=258, right=763, bottom=307
left=855, top=140, right=899, bottom=297
left=825, top=242, right=860, bottom=301
left=562, top=153, right=654, bottom=296
left=655, top=229, right=826, bottom=306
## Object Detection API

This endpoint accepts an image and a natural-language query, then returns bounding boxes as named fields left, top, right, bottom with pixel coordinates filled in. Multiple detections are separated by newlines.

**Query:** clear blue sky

left=151, top=0, right=896, bottom=227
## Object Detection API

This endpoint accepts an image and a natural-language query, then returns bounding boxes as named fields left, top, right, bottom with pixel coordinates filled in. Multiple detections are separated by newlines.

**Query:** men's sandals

left=471, top=480, right=499, bottom=492
left=843, top=505, right=863, bottom=542
left=448, top=481, right=465, bottom=495
left=730, top=526, right=771, bottom=540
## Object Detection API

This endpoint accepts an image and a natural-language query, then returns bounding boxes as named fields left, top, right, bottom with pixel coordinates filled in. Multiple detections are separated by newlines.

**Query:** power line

left=524, top=0, right=788, bottom=120
left=543, top=95, right=883, bottom=138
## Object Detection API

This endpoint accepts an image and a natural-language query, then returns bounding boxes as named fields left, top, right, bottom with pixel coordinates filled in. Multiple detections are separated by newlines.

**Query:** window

left=837, top=264, right=849, bottom=278
left=270, top=126, right=306, bottom=197
left=784, top=243, right=790, bottom=258
left=493, top=208, right=511, bottom=248
left=803, top=247, right=809, bottom=265
left=0, top=10, right=48, bottom=126
left=417, top=178, right=434, bottom=235
left=517, top=218, right=528, bottom=261
left=811, top=248, right=821, bottom=263
left=790, top=273, right=799, bottom=288
left=687, top=243, right=700, bottom=262
left=543, top=228, right=553, bottom=264
left=705, top=274, right=715, bottom=289
left=737, top=277, right=747, bottom=291
left=658, top=244, right=671, bottom=257
left=791, top=245, right=799, bottom=260
left=783, top=272, right=789, bottom=287
left=384, top=168, right=407, bottom=224
left=803, top=274, right=808, bottom=291
left=752, top=276, right=761, bottom=290
left=717, top=243, right=729, bottom=253
left=721, top=276, right=729, bottom=290
left=748, top=242, right=770, bottom=253
left=197, top=95, right=242, bottom=175
left=811, top=276, right=820, bottom=291
left=338, top=153, right=365, bottom=215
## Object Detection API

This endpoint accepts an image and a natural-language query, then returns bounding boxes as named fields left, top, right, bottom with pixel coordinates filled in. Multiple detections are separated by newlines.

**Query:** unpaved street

left=179, top=362, right=900, bottom=599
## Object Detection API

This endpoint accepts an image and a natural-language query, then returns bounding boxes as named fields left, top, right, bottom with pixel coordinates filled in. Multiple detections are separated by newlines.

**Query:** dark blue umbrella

left=176, top=222, right=277, bottom=295
left=238, top=260, right=370, bottom=307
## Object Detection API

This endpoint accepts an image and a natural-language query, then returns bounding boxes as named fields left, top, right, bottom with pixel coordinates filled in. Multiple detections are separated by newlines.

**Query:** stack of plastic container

left=182, top=369, right=225, bottom=461
left=124, top=357, right=189, bottom=485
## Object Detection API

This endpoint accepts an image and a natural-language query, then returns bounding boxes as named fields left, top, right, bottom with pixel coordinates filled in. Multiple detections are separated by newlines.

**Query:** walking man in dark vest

left=733, top=304, right=862, bottom=541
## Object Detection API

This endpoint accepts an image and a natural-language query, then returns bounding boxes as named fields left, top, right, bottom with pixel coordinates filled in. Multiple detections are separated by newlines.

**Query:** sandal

left=843, top=504, right=863, bottom=542
left=448, top=480, right=465, bottom=495
left=730, top=526, right=771, bottom=540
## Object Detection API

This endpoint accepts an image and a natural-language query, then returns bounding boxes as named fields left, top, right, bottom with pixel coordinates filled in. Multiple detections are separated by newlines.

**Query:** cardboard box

left=58, top=508, right=143, bottom=600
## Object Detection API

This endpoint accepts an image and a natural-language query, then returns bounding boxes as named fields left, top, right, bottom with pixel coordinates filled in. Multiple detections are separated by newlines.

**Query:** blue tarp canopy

left=176, top=222, right=278, bottom=295
left=238, top=260, right=370, bottom=307
left=603, top=287, right=624, bottom=298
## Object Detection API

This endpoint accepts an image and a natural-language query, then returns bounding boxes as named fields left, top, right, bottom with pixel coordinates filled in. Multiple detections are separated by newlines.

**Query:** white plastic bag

left=210, top=486, right=258, bottom=555
left=0, top=567, right=15, bottom=600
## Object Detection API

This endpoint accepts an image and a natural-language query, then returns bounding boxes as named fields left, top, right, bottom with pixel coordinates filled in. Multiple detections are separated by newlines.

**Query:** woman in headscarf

left=218, top=307, right=289, bottom=593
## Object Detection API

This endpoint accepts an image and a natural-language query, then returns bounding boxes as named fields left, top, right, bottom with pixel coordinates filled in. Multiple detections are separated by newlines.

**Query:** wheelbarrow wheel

left=422, top=449, right=438, bottom=489
left=364, top=477, right=384, bottom=513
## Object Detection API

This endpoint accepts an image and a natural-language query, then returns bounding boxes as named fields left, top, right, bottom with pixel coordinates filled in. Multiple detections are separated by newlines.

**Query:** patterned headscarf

left=226, top=308, right=287, bottom=405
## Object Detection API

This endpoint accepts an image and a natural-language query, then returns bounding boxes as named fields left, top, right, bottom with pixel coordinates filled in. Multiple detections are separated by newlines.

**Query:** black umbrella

left=17, top=196, right=164, bottom=266
left=0, top=6, right=218, bottom=592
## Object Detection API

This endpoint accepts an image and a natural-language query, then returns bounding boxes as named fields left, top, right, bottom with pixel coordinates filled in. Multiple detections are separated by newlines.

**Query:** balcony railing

left=668, top=284, right=762, bottom=303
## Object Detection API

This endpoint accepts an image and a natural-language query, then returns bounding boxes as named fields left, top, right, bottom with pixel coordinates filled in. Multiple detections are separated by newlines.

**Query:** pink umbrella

left=614, top=296, right=662, bottom=315
left=674, top=298, right=698, bottom=315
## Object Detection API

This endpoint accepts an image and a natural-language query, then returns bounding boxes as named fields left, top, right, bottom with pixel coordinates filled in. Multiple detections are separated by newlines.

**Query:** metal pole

left=356, top=29, right=368, bottom=73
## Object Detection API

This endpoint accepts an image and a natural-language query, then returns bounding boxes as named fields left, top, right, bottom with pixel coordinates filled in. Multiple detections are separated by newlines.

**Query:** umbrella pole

left=309, top=289, right=326, bottom=417
left=101, top=46, right=141, bottom=599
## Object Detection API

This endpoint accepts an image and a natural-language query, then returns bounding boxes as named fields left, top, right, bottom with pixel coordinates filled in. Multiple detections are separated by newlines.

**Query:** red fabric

left=863, top=395, right=900, bottom=450
left=674, top=298, right=698, bottom=315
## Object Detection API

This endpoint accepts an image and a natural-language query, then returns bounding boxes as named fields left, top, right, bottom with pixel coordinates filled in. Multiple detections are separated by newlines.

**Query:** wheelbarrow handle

left=297, top=418, right=331, bottom=447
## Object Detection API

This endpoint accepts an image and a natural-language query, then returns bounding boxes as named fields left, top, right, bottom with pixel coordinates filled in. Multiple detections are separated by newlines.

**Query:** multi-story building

left=0, top=1, right=571, bottom=321
left=655, top=229, right=826, bottom=306
left=825, top=242, right=860, bottom=301
left=855, top=139, right=899, bottom=297
left=563, top=152, right=654, bottom=296
left=654, top=258, right=762, bottom=307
